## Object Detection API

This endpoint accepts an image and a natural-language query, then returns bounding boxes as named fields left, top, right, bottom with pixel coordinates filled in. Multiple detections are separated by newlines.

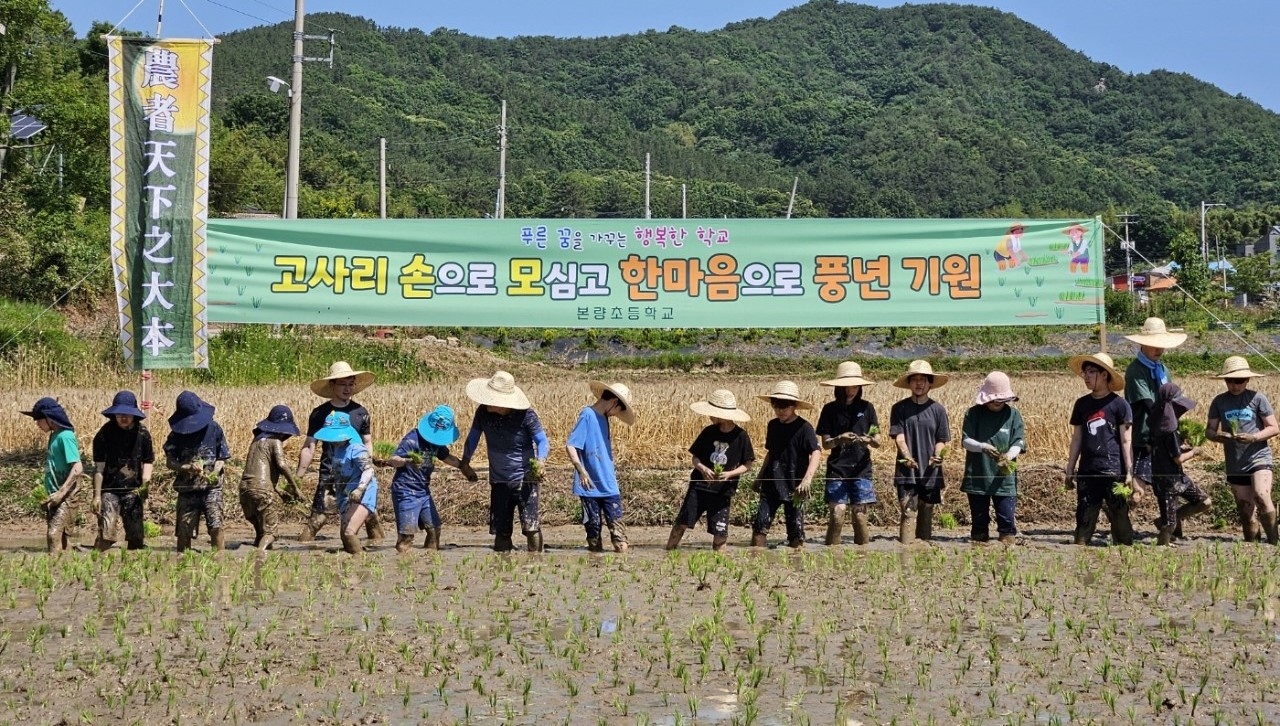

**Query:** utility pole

left=155, top=0, right=165, bottom=37
left=681, top=184, right=687, bottom=219
left=1119, top=212, right=1137, bottom=305
left=1200, top=201, right=1225, bottom=263
left=785, top=176, right=798, bottom=219
left=283, top=1, right=338, bottom=219
left=644, top=153, right=651, bottom=220
left=378, top=136, right=386, bottom=219
left=495, top=100, right=506, bottom=219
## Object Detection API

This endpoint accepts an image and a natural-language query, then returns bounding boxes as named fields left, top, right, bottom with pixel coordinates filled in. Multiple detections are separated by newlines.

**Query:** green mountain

left=208, top=0, right=1280, bottom=220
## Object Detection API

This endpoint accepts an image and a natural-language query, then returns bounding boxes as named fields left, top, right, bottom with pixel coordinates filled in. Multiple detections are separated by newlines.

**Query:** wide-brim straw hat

left=691, top=389, right=751, bottom=423
left=466, top=371, right=531, bottom=409
left=589, top=381, right=636, bottom=426
left=310, top=361, right=376, bottom=398
left=1068, top=352, right=1125, bottom=392
left=1216, top=355, right=1266, bottom=379
left=974, top=371, right=1019, bottom=405
left=821, top=361, right=876, bottom=388
left=756, top=380, right=813, bottom=411
left=1123, top=317, right=1187, bottom=349
left=893, top=360, right=950, bottom=390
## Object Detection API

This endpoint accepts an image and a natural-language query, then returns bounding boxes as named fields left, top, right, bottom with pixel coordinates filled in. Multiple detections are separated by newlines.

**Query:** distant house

left=1234, top=226, right=1280, bottom=260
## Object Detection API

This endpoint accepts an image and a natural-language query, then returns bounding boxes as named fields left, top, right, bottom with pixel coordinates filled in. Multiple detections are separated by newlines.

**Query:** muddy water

left=0, top=525, right=1278, bottom=724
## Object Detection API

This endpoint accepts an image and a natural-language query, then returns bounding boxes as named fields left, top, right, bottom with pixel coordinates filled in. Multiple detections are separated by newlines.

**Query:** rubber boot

left=1259, top=510, right=1280, bottom=545
left=1105, top=502, right=1135, bottom=546
left=395, top=534, right=414, bottom=553
left=494, top=534, right=515, bottom=552
left=586, top=537, right=605, bottom=552
left=852, top=510, right=871, bottom=546
left=750, top=533, right=768, bottom=548
left=365, top=514, right=385, bottom=543
left=525, top=531, right=543, bottom=553
left=824, top=518, right=843, bottom=546
left=915, top=503, right=934, bottom=542
left=423, top=527, right=441, bottom=551
left=341, top=532, right=363, bottom=555
left=298, top=513, right=325, bottom=542
left=210, top=528, right=226, bottom=551
left=1074, top=507, right=1101, bottom=546
left=899, top=512, right=917, bottom=545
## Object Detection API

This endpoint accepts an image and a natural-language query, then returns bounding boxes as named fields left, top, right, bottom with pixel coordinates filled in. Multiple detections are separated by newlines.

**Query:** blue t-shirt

left=164, top=422, right=231, bottom=492
left=567, top=406, right=618, bottom=498
left=45, top=429, right=80, bottom=495
left=390, top=430, right=451, bottom=496
left=462, top=406, right=550, bottom=483
left=330, top=441, right=372, bottom=496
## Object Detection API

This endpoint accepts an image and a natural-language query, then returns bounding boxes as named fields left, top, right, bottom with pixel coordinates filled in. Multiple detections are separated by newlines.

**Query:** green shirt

left=1124, top=359, right=1159, bottom=449
left=45, top=429, right=80, bottom=495
left=960, top=404, right=1026, bottom=497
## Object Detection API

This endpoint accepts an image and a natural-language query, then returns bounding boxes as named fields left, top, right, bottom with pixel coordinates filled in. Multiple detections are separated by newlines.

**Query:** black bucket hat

left=168, top=390, right=215, bottom=435
left=255, top=404, right=300, bottom=437
left=22, top=397, right=74, bottom=431
left=102, top=391, right=146, bottom=420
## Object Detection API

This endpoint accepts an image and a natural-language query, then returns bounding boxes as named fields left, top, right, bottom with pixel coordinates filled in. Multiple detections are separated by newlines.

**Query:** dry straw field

left=1, top=367, right=1241, bottom=527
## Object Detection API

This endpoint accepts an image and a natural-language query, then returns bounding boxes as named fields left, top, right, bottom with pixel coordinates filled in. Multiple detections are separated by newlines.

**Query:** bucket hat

left=974, top=371, right=1019, bottom=405
left=313, top=410, right=361, bottom=444
left=102, top=390, right=146, bottom=420
left=1215, top=356, right=1266, bottom=379
left=466, top=371, right=531, bottom=409
left=821, top=361, right=876, bottom=388
left=690, top=389, right=751, bottom=423
left=418, top=405, right=461, bottom=445
left=168, top=391, right=216, bottom=435
left=254, top=404, right=300, bottom=437
left=589, top=381, right=636, bottom=426
left=756, top=380, right=813, bottom=411
left=1068, top=352, right=1125, bottom=392
left=310, top=361, right=376, bottom=398
left=21, top=397, right=74, bottom=431
left=1123, top=317, right=1187, bottom=349
left=892, top=360, right=950, bottom=390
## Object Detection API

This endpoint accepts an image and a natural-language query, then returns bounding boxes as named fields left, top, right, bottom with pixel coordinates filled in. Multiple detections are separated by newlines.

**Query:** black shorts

left=677, top=488, right=731, bottom=536
left=1227, top=468, right=1272, bottom=486
left=895, top=482, right=943, bottom=506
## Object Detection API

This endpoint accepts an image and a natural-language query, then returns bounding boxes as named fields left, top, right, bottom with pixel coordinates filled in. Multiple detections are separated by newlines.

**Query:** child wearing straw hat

left=666, top=389, right=756, bottom=552
left=1207, top=356, right=1279, bottom=544
left=751, top=381, right=821, bottom=549
left=567, top=381, right=635, bottom=553
left=91, top=391, right=154, bottom=551
left=390, top=405, right=472, bottom=553
left=240, top=404, right=304, bottom=551
left=816, top=362, right=880, bottom=546
left=889, top=360, right=951, bottom=544
left=312, top=410, right=377, bottom=555
left=1123, top=317, right=1187, bottom=508
left=164, top=390, right=232, bottom=552
left=461, top=371, right=550, bottom=552
left=1064, top=353, right=1136, bottom=546
left=21, top=398, right=83, bottom=553
left=960, top=372, right=1026, bottom=544
left=296, top=361, right=384, bottom=544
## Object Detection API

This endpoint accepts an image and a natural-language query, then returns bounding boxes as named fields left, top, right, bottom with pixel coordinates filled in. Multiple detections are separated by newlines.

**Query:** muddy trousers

left=1073, top=477, right=1134, bottom=546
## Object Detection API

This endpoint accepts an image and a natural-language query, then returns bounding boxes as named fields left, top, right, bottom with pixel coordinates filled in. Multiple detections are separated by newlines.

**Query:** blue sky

left=56, top=0, right=1280, bottom=112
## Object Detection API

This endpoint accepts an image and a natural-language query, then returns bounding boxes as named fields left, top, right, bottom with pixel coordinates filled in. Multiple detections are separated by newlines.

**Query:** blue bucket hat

left=168, top=390, right=216, bottom=435
left=417, top=405, right=460, bottom=446
left=102, top=390, right=146, bottom=420
left=313, top=410, right=361, bottom=444
left=255, top=404, right=300, bottom=437
left=22, top=397, right=74, bottom=431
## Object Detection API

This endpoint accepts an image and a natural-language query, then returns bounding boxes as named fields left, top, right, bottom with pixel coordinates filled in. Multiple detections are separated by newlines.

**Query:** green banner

left=206, top=218, right=1104, bottom=328
left=107, top=37, right=214, bottom=368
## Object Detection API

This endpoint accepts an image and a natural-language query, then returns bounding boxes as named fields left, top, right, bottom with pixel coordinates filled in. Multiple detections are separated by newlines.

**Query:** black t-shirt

left=1069, top=393, right=1132, bottom=477
left=92, top=422, right=156, bottom=492
left=688, top=424, right=756, bottom=496
left=760, top=416, right=820, bottom=498
left=307, top=400, right=371, bottom=482
left=1150, top=430, right=1184, bottom=485
left=815, top=397, right=878, bottom=480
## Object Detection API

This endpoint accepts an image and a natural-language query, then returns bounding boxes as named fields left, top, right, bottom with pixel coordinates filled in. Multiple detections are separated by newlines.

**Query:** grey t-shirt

left=889, top=398, right=950, bottom=489
left=1209, top=389, right=1275, bottom=475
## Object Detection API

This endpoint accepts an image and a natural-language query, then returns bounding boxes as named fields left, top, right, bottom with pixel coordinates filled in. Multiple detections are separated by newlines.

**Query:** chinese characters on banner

left=107, top=37, right=215, bottom=369
left=207, top=218, right=1104, bottom=329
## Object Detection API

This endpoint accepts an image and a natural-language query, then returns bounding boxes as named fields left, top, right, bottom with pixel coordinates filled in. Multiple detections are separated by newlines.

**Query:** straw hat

left=310, top=361, right=376, bottom=397
left=589, top=381, right=636, bottom=426
left=974, top=371, right=1018, bottom=405
left=1215, top=356, right=1266, bottom=379
left=821, top=361, right=876, bottom=388
left=892, top=360, right=950, bottom=390
left=466, top=371, right=531, bottom=409
left=691, top=389, right=751, bottom=423
left=756, top=381, right=813, bottom=411
left=1123, top=317, right=1187, bottom=349
left=1068, top=352, right=1125, bottom=392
